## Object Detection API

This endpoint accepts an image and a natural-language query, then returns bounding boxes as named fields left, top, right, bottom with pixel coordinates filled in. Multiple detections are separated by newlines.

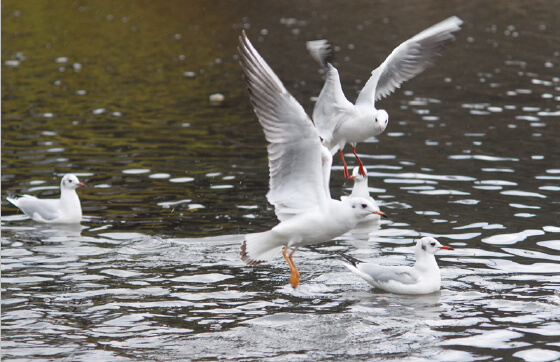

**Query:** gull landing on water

left=6, top=174, right=85, bottom=224
left=238, top=31, right=385, bottom=289
left=310, top=16, right=463, bottom=179
left=340, top=237, right=454, bottom=294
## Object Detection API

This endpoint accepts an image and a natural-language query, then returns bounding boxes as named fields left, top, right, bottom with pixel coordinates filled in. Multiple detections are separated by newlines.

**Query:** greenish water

left=2, top=1, right=560, bottom=361
left=2, top=0, right=265, bottom=236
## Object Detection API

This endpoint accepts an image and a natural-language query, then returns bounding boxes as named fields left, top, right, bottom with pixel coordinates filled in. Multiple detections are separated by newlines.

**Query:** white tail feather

left=240, top=230, right=284, bottom=266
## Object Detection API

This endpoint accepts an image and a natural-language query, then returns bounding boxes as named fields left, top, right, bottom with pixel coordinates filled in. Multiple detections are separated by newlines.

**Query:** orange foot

left=283, top=246, right=300, bottom=289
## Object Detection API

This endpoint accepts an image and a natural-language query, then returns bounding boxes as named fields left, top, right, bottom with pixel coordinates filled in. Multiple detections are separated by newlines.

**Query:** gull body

left=6, top=174, right=85, bottom=224
left=312, top=16, right=463, bottom=178
left=341, top=237, right=454, bottom=294
left=238, top=31, right=384, bottom=288
left=342, top=166, right=386, bottom=227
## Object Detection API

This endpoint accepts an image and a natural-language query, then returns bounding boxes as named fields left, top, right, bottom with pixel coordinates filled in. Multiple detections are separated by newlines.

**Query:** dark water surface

left=2, top=1, right=560, bottom=361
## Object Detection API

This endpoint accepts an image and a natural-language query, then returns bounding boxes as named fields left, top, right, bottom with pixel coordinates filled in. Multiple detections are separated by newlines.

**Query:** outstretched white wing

left=239, top=31, right=329, bottom=221
left=356, top=16, right=463, bottom=106
left=306, top=39, right=333, bottom=70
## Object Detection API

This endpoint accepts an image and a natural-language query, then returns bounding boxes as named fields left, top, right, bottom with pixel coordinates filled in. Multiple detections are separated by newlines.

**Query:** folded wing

left=358, top=263, right=421, bottom=285
left=7, top=195, right=59, bottom=221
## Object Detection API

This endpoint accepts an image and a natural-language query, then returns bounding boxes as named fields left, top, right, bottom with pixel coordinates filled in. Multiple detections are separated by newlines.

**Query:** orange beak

left=373, top=211, right=388, bottom=219
left=440, top=245, right=454, bottom=251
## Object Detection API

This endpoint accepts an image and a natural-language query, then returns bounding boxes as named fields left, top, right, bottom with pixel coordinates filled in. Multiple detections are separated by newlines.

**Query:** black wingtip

left=339, top=253, right=362, bottom=267
left=240, top=239, right=266, bottom=267
left=306, top=39, right=334, bottom=71
left=6, top=191, right=21, bottom=200
left=318, top=44, right=334, bottom=71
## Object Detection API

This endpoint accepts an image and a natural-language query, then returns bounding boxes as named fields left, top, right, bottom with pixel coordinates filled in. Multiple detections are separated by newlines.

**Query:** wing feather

left=358, top=263, right=421, bottom=285
left=312, top=64, right=354, bottom=148
left=356, top=16, right=463, bottom=106
left=7, top=195, right=60, bottom=221
left=238, top=32, right=328, bottom=219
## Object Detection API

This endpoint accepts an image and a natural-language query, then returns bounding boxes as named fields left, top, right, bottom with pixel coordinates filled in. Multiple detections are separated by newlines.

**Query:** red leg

left=339, top=149, right=350, bottom=179
left=352, top=147, right=366, bottom=177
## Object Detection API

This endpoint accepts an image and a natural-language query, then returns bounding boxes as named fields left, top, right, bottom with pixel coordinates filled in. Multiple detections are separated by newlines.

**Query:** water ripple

left=482, top=229, right=546, bottom=245
left=2, top=2, right=560, bottom=361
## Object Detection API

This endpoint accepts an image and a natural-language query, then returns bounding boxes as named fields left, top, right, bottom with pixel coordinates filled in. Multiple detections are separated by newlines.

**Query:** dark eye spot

left=430, top=242, right=436, bottom=246
left=68, top=179, right=73, bottom=183
left=361, top=204, right=367, bottom=209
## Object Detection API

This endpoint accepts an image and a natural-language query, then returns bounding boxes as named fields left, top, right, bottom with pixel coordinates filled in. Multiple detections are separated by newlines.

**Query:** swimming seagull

left=312, top=16, right=463, bottom=179
left=340, top=237, right=454, bottom=294
left=342, top=166, right=387, bottom=228
left=238, top=31, right=385, bottom=289
left=6, top=174, right=85, bottom=224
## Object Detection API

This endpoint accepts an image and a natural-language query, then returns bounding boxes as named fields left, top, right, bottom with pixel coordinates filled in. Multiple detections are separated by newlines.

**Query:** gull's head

left=61, top=174, right=85, bottom=190
left=348, top=197, right=386, bottom=219
left=375, top=110, right=389, bottom=133
left=350, top=166, right=368, bottom=182
left=416, top=237, right=454, bottom=255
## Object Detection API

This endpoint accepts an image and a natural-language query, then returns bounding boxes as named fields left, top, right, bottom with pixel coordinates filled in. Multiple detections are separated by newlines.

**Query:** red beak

left=440, top=245, right=454, bottom=251
left=372, top=211, right=388, bottom=219
left=77, top=182, right=85, bottom=187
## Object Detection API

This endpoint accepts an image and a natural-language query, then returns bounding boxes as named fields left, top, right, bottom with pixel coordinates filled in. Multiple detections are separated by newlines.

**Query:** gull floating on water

left=311, top=16, right=463, bottom=179
left=238, top=31, right=385, bottom=289
left=7, top=174, right=85, bottom=224
left=340, top=237, right=453, bottom=294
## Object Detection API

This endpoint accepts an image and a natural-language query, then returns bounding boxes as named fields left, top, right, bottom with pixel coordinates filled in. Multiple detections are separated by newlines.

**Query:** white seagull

left=238, top=31, right=385, bottom=289
left=312, top=16, right=463, bottom=179
left=342, top=166, right=386, bottom=228
left=6, top=174, right=85, bottom=224
left=340, top=237, right=454, bottom=294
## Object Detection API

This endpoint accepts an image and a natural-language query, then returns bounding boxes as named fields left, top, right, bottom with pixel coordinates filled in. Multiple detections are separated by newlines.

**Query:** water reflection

left=2, top=224, right=560, bottom=360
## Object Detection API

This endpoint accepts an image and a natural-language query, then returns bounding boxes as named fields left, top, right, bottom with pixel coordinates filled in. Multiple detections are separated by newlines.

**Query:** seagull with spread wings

left=238, top=31, right=385, bottom=288
left=312, top=16, right=463, bottom=178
